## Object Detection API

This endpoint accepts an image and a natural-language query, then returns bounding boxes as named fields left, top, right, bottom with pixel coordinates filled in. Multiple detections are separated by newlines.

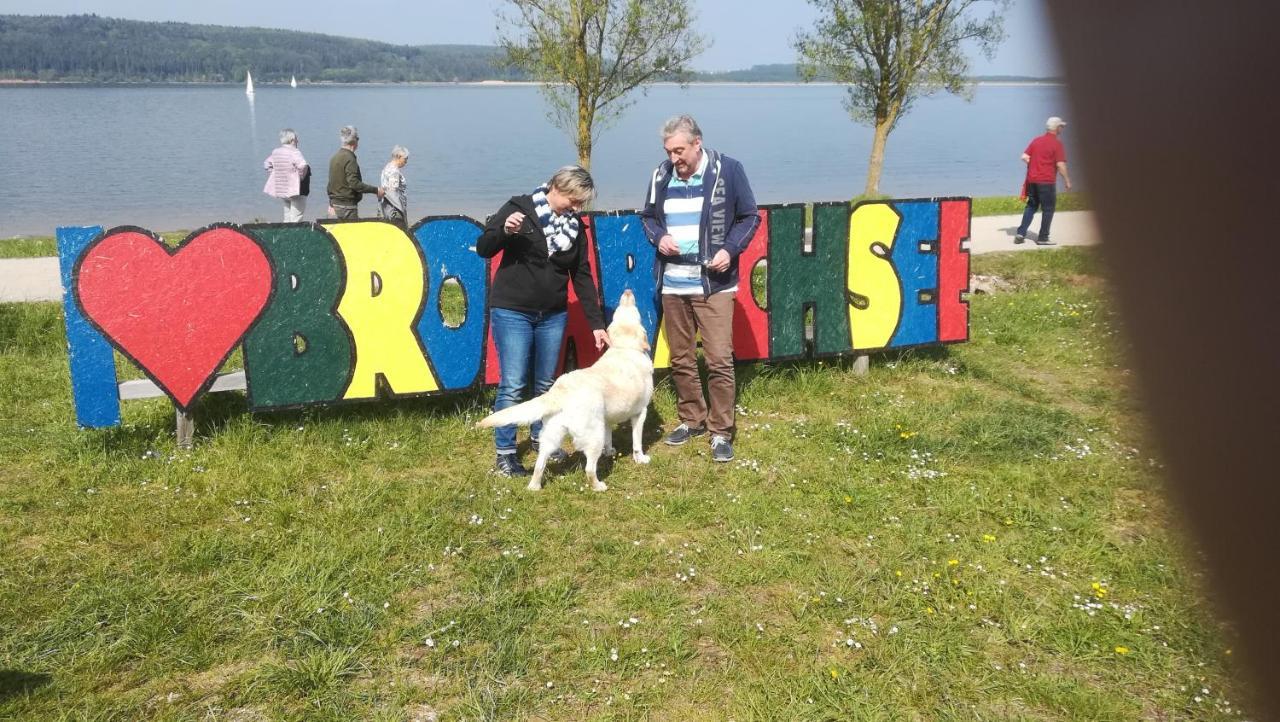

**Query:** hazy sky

left=0, top=0, right=1060, bottom=76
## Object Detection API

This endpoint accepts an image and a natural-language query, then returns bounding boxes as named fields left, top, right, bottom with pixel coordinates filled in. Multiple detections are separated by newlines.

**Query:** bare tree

left=498, top=0, right=707, bottom=170
left=795, top=0, right=1009, bottom=197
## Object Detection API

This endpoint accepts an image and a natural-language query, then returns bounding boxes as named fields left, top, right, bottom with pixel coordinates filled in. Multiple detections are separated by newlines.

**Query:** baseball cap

left=1046, top=116, right=1068, bottom=130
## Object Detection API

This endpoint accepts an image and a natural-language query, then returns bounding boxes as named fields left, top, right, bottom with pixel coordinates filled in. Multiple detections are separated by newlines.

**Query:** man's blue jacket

left=640, top=149, right=761, bottom=296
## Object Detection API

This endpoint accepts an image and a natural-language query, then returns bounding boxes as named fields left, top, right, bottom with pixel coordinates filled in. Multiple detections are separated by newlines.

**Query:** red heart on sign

left=75, top=226, right=273, bottom=410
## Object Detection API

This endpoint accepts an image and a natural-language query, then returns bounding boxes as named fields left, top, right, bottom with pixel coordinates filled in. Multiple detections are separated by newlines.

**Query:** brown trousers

left=662, top=292, right=736, bottom=438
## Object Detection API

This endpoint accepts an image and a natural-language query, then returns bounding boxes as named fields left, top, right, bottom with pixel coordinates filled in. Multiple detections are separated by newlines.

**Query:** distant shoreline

left=0, top=78, right=1066, bottom=88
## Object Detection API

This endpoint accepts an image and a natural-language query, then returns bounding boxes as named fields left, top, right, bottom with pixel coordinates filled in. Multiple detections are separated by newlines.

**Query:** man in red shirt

left=1016, top=116, right=1073, bottom=245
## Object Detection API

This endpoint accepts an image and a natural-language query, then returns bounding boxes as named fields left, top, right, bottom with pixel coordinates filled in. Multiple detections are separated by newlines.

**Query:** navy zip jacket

left=639, top=149, right=760, bottom=296
left=476, top=194, right=605, bottom=330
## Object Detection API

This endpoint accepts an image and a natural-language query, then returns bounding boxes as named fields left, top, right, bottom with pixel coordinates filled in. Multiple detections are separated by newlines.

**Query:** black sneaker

left=531, top=440, right=569, bottom=464
left=664, top=423, right=707, bottom=446
left=710, top=435, right=734, bottom=463
left=1034, top=238, right=1057, bottom=246
left=495, top=454, right=530, bottom=477
left=1013, top=234, right=1026, bottom=244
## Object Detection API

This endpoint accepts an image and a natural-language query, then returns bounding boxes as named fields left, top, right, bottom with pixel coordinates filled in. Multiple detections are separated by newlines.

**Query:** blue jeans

left=490, top=307, right=567, bottom=454
left=1017, top=183, right=1057, bottom=240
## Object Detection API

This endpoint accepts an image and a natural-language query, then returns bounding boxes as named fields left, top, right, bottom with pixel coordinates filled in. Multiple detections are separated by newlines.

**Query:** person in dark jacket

left=640, top=114, right=760, bottom=463
left=326, top=125, right=382, bottom=219
left=476, top=166, right=610, bottom=477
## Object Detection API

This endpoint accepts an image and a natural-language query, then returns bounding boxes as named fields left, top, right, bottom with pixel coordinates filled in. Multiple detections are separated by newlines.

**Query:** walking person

left=379, top=145, right=411, bottom=230
left=476, top=166, right=610, bottom=478
left=1015, top=116, right=1073, bottom=246
left=262, top=128, right=309, bottom=222
left=640, top=114, right=760, bottom=463
left=326, top=125, right=382, bottom=220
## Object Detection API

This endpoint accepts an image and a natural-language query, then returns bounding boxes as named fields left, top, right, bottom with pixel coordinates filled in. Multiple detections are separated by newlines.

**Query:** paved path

left=0, top=212, right=1099, bottom=303
left=0, top=257, right=63, bottom=303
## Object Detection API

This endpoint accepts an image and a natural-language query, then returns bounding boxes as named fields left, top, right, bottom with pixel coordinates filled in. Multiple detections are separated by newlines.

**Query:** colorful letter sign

left=59, top=199, right=970, bottom=428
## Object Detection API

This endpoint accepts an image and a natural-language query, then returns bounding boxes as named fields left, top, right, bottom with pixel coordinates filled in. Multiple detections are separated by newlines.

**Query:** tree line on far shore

left=0, top=15, right=527, bottom=83
left=0, top=13, right=1045, bottom=89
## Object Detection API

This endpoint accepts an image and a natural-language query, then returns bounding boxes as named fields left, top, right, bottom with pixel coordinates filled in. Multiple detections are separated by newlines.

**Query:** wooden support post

left=175, top=406, right=195, bottom=449
left=852, top=354, right=870, bottom=376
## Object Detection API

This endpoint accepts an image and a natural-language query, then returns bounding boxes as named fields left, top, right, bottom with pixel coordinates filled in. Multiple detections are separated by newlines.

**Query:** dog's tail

left=475, top=389, right=565, bottom=429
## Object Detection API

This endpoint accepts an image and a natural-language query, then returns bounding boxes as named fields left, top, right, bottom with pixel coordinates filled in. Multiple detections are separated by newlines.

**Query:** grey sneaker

left=664, top=423, right=707, bottom=446
left=710, top=435, right=734, bottom=462
left=1034, top=238, right=1056, bottom=246
left=495, top=453, right=530, bottom=477
left=1013, top=234, right=1026, bottom=244
left=531, top=439, right=569, bottom=464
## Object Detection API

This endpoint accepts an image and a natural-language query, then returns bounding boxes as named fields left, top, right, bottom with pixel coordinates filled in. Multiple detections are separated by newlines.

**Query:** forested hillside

left=0, top=14, right=525, bottom=82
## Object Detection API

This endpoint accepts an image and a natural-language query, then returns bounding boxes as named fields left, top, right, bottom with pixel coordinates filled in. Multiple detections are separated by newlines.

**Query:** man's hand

left=503, top=211, right=527, bottom=235
left=657, top=234, right=680, bottom=256
left=1065, top=178, right=1073, bottom=191
left=706, top=249, right=731, bottom=273
left=593, top=329, right=611, bottom=350
left=327, top=205, right=336, bottom=218
left=376, top=187, right=385, bottom=200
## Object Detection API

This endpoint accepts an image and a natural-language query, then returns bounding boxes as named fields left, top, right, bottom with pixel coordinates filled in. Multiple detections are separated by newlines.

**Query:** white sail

left=245, top=70, right=255, bottom=95
left=290, top=75, right=297, bottom=88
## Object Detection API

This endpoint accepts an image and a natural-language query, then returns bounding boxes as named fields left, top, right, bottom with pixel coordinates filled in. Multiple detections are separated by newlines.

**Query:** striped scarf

left=530, top=184, right=579, bottom=255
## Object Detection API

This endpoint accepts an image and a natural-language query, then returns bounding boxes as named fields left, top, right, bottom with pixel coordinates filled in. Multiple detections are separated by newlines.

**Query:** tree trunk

left=864, top=118, right=892, bottom=197
left=577, top=90, right=593, bottom=170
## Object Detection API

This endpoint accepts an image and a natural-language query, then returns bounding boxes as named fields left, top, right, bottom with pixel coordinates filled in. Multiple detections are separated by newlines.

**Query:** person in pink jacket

left=263, top=128, right=310, bottom=222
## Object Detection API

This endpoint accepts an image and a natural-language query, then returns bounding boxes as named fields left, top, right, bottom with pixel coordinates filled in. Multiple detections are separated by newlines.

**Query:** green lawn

left=0, top=248, right=1247, bottom=720
left=971, top=192, right=1090, bottom=217
left=0, top=231, right=191, bottom=259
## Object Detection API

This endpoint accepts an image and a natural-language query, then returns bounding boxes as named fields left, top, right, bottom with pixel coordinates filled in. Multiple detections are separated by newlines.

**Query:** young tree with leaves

left=795, top=0, right=1009, bottom=197
left=497, top=0, right=707, bottom=171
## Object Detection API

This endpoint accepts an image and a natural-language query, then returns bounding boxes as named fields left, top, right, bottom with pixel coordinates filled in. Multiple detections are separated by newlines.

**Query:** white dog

left=477, top=289, right=653, bottom=492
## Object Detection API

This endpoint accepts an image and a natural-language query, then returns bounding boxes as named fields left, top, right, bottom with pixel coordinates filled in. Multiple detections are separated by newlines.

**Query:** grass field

left=0, top=248, right=1248, bottom=720
left=0, top=231, right=191, bottom=260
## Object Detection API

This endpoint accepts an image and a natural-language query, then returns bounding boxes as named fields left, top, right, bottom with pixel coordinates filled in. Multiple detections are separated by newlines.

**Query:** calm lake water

left=0, top=83, right=1073, bottom=237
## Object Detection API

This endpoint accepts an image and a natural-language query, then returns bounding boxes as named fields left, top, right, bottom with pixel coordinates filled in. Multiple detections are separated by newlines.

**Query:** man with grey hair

left=1015, top=116, right=1073, bottom=245
left=326, top=125, right=382, bottom=219
left=640, top=114, right=759, bottom=463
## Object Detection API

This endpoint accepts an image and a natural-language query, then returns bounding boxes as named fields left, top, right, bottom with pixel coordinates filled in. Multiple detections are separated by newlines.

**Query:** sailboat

left=290, top=75, right=298, bottom=89
left=245, top=70, right=255, bottom=96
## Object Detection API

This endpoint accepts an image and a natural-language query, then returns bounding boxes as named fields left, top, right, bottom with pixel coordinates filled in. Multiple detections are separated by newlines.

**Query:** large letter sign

left=59, top=198, right=970, bottom=428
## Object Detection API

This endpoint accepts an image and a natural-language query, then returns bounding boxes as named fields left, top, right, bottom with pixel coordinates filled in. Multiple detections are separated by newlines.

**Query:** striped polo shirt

left=661, top=150, right=709, bottom=295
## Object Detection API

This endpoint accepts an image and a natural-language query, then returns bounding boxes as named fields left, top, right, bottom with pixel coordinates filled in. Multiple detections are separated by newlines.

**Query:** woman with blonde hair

left=475, top=166, right=610, bottom=477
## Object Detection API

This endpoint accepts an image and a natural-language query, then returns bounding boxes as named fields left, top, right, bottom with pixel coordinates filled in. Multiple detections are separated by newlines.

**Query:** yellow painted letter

left=847, top=203, right=902, bottom=350
left=330, top=222, right=439, bottom=398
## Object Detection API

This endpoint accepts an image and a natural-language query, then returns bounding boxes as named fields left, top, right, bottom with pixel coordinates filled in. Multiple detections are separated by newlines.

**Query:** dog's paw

left=526, top=480, right=543, bottom=492
left=633, top=451, right=651, bottom=464
left=592, top=481, right=609, bottom=492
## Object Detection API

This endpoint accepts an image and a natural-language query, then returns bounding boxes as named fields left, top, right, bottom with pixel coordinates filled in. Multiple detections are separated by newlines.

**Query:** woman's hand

left=503, top=211, right=527, bottom=235
left=593, top=330, right=611, bottom=351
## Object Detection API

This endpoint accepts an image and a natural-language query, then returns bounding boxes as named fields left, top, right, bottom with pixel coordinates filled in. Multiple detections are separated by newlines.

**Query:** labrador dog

left=477, top=289, right=653, bottom=491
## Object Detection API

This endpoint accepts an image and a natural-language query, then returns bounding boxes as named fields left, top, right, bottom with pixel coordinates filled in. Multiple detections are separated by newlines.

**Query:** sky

left=0, top=0, right=1060, bottom=76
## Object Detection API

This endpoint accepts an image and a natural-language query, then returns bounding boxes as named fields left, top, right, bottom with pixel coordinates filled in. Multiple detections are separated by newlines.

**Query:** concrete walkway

left=0, top=212, right=1099, bottom=303
left=0, top=257, right=64, bottom=303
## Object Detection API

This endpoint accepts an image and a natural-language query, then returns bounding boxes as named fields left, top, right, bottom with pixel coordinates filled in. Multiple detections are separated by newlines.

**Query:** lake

left=0, top=83, right=1073, bottom=237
